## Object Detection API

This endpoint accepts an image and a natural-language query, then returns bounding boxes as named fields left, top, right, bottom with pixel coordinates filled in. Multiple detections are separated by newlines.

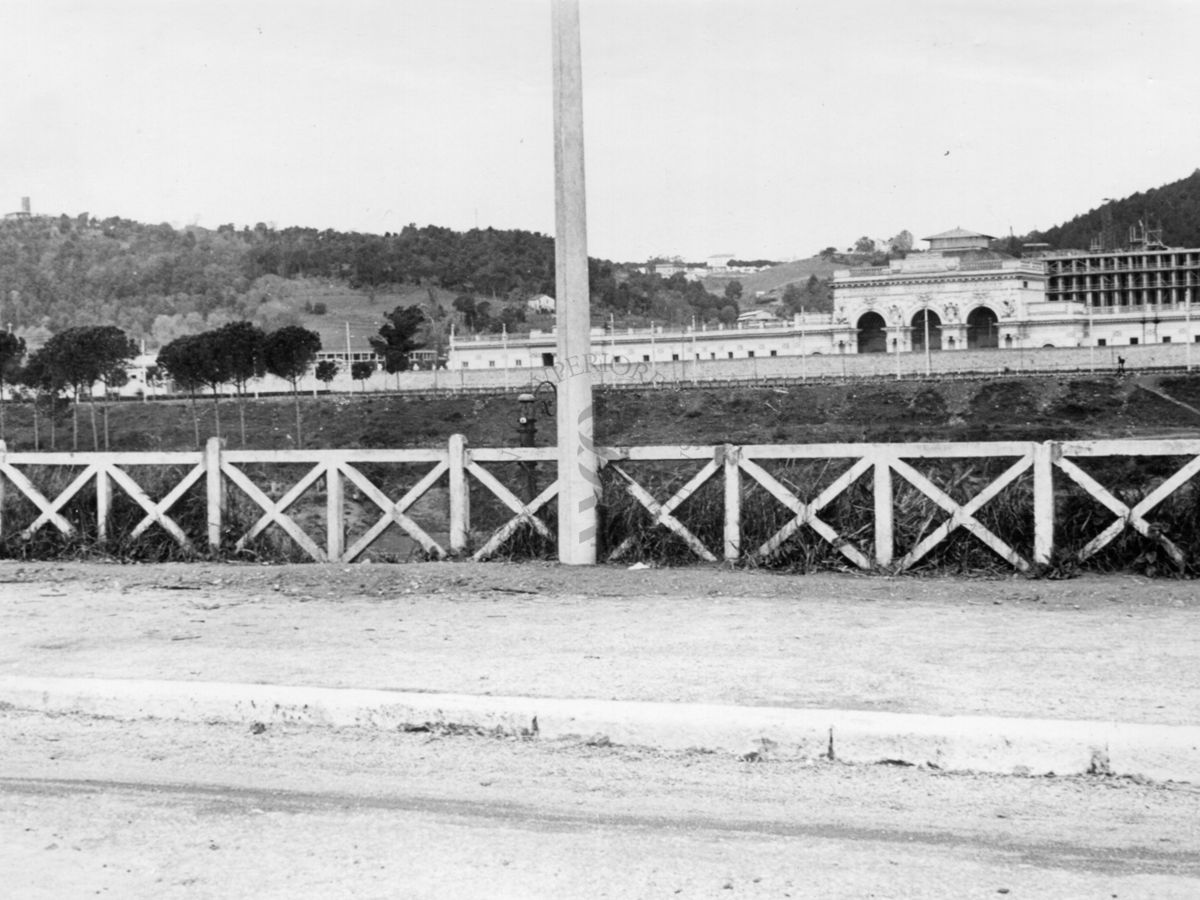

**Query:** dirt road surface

left=4, top=711, right=1199, bottom=899
left=2, top=561, right=1199, bottom=724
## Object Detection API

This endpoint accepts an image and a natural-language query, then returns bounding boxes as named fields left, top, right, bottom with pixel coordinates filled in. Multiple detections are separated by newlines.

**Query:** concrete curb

left=2, top=675, right=1197, bottom=783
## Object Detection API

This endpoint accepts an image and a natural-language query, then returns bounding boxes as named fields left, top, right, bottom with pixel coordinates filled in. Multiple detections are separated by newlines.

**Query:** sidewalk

left=2, top=561, right=1198, bottom=779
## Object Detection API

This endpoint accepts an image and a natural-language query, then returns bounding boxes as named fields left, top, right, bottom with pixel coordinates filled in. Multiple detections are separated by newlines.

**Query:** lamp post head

left=517, top=392, right=536, bottom=425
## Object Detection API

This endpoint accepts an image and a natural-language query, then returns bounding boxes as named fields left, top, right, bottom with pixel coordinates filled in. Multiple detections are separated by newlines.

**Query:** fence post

left=1033, top=441, right=1055, bottom=565
left=0, top=440, right=6, bottom=538
left=723, top=444, right=741, bottom=561
left=326, top=460, right=344, bottom=561
left=873, top=449, right=893, bottom=567
left=96, top=463, right=112, bottom=544
left=448, top=434, right=469, bottom=554
left=205, top=437, right=224, bottom=553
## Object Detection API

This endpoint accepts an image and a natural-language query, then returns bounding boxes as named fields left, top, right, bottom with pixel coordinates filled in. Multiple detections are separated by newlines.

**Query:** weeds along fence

left=2, top=436, right=1200, bottom=574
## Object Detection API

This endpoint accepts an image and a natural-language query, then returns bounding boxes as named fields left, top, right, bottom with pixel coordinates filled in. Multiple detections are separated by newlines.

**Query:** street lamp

left=516, top=392, right=538, bottom=501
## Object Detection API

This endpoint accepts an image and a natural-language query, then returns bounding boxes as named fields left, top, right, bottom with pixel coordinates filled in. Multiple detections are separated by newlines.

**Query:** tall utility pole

left=552, top=0, right=598, bottom=564
left=1188, top=287, right=1193, bottom=373
left=924, top=304, right=932, bottom=377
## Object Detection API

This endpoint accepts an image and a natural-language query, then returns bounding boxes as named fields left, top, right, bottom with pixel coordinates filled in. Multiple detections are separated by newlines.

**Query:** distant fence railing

left=2, top=437, right=1199, bottom=571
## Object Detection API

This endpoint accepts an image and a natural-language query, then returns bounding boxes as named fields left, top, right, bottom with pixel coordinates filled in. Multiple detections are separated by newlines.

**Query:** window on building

left=515, top=359, right=523, bottom=366
left=541, top=352, right=555, bottom=367
left=462, top=362, right=469, bottom=368
left=710, top=353, right=716, bottom=360
left=489, top=360, right=496, bottom=367
left=1163, top=336, right=1172, bottom=344
left=748, top=351, right=755, bottom=358
left=770, top=350, right=777, bottom=357
left=642, top=354, right=650, bottom=362
left=671, top=353, right=679, bottom=361
left=727, top=352, right=734, bottom=359
left=1098, top=338, right=1107, bottom=347
left=1130, top=337, right=1139, bottom=345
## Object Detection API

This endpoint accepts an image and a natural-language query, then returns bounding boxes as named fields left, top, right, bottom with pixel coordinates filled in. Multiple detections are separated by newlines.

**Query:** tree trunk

left=31, top=397, right=40, bottom=451
left=292, top=381, right=303, bottom=448
left=237, top=385, right=247, bottom=448
left=71, top=392, right=79, bottom=451
left=89, top=395, right=99, bottom=451
left=102, top=395, right=110, bottom=451
left=189, top=395, right=200, bottom=448
left=211, top=388, right=221, bottom=439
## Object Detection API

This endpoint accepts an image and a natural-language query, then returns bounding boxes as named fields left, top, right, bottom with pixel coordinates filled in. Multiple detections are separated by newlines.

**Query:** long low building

left=446, top=228, right=1200, bottom=371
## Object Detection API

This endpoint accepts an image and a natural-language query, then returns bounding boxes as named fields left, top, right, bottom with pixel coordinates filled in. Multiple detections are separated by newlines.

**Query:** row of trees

left=157, top=323, right=323, bottom=448
left=0, top=325, right=138, bottom=450
left=0, top=320, right=334, bottom=451
left=0, top=299, right=438, bottom=451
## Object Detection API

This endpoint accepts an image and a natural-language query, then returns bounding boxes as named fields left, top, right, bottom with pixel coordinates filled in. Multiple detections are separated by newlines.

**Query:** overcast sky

left=3, top=0, right=1198, bottom=262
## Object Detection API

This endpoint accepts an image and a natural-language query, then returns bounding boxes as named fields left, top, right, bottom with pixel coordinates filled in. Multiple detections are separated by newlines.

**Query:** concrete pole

left=894, top=317, right=901, bottom=381
left=1187, top=288, right=1193, bottom=373
left=924, top=304, right=931, bottom=377
left=1088, top=289, right=1095, bottom=373
left=552, top=0, right=598, bottom=564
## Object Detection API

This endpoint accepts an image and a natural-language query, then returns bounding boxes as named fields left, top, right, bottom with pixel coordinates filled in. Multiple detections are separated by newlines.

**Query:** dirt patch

left=3, top=561, right=1199, bottom=725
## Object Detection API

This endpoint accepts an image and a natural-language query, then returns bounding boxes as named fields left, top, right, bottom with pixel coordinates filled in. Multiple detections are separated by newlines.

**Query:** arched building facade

left=830, top=230, right=1051, bottom=356
left=443, top=229, right=1200, bottom=372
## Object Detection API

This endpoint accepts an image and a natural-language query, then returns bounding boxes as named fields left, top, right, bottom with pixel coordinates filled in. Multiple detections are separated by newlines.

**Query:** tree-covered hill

left=0, top=213, right=748, bottom=350
left=0, top=215, right=563, bottom=344
left=1028, top=168, right=1200, bottom=251
left=0, top=214, right=746, bottom=348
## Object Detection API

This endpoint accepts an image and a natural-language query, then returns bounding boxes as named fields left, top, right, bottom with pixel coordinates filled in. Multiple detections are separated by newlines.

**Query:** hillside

left=5, top=166, right=1200, bottom=355
left=1030, top=168, right=1200, bottom=250
left=701, top=257, right=843, bottom=303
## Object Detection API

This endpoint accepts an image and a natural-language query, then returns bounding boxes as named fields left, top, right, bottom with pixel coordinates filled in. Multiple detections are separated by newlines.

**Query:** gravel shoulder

left=2, top=561, right=1198, bottom=725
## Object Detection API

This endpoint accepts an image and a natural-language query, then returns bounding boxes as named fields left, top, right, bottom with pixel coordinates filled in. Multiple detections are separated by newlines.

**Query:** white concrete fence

left=1, top=437, right=1197, bottom=569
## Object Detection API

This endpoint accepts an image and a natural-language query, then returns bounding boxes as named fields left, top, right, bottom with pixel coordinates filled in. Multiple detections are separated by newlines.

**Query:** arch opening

left=856, top=311, right=888, bottom=354
left=967, top=307, right=1000, bottom=349
left=911, top=310, right=943, bottom=353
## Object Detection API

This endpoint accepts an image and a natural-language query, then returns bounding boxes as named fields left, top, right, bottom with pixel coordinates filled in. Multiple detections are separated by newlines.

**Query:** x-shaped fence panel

left=219, top=447, right=453, bottom=562
left=0, top=450, right=203, bottom=548
left=739, top=451, right=873, bottom=571
left=884, top=444, right=1036, bottom=572
left=338, top=458, right=449, bottom=561
left=1055, top=439, right=1200, bottom=568
left=737, top=442, right=1042, bottom=572
left=599, top=446, right=721, bottom=562
left=2, top=437, right=1198, bottom=570
left=466, top=446, right=558, bottom=560
left=107, top=459, right=204, bottom=548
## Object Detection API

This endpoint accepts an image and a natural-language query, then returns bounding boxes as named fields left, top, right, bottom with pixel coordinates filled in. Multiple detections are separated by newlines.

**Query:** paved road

left=5, top=710, right=1199, bottom=899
